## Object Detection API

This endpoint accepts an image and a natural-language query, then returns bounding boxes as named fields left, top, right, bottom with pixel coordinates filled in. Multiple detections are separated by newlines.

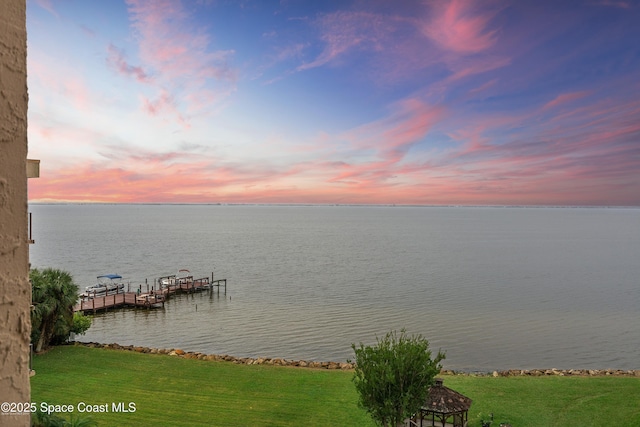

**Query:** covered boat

left=81, top=274, right=125, bottom=299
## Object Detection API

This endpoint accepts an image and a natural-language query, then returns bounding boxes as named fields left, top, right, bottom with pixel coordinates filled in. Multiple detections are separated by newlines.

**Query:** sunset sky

left=27, top=0, right=640, bottom=205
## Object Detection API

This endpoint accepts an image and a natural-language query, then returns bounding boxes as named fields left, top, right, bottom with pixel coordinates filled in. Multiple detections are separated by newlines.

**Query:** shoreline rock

left=71, top=342, right=640, bottom=376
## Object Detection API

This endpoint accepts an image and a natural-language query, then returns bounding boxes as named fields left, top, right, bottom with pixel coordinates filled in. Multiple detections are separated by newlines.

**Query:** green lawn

left=442, top=374, right=640, bottom=427
left=31, top=345, right=640, bottom=426
left=31, top=345, right=372, bottom=426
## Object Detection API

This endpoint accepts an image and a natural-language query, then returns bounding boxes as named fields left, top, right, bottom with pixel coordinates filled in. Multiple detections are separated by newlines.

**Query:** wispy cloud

left=126, top=0, right=236, bottom=80
left=443, top=55, right=511, bottom=84
left=428, top=91, right=640, bottom=205
left=119, top=0, right=237, bottom=124
left=287, top=1, right=509, bottom=89
left=254, top=42, right=308, bottom=83
left=34, top=0, right=58, bottom=18
left=328, top=98, right=445, bottom=188
left=421, top=0, right=501, bottom=54
left=542, top=91, right=590, bottom=110
left=107, top=44, right=150, bottom=83
left=140, top=89, right=188, bottom=127
left=28, top=151, right=315, bottom=204
left=296, top=11, right=397, bottom=71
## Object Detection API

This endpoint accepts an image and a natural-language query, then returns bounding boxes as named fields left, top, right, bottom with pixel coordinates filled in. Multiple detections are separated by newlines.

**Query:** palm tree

left=31, top=268, right=79, bottom=352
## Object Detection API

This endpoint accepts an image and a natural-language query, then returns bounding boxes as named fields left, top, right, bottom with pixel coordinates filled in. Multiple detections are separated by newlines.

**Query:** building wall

left=0, top=1, right=31, bottom=425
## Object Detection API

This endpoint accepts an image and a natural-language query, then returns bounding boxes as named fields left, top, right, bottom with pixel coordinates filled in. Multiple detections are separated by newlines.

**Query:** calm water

left=29, top=204, right=640, bottom=371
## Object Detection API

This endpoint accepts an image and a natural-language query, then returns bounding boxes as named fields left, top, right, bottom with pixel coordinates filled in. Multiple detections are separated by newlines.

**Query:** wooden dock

left=74, top=273, right=227, bottom=313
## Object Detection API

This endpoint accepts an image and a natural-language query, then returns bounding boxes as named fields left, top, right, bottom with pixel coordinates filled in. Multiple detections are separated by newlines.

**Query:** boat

left=81, top=274, right=125, bottom=299
left=176, top=269, right=192, bottom=284
left=159, top=269, right=192, bottom=287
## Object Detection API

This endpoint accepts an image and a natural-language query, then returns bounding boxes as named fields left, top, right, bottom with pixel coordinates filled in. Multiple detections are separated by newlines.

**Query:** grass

left=31, top=345, right=640, bottom=426
left=443, top=375, right=640, bottom=426
left=31, top=345, right=372, bottom=426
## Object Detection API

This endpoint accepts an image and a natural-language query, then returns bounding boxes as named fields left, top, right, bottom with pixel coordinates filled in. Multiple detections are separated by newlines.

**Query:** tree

left=351, top=329, right=445, bottom=427
left=30, top=268, right=84, bottom=352
left=71, top=311, right=93, bottom=336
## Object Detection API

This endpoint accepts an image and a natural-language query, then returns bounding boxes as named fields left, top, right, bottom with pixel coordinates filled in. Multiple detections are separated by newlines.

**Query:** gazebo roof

left=423, top=378, right=472, bottom=414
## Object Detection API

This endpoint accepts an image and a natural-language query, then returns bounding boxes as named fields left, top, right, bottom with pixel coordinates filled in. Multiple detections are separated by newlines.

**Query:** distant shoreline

left=71, top=341, right=640, bottom=377
left=28, top=202, right=640, bottom=209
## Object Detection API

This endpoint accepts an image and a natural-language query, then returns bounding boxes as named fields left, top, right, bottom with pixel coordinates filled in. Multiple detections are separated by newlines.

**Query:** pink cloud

left=297, top=11, right=399, bottom=71
left=29, top=88, right=640, bottom=206
left=140, top=89, right=188, bottom=128
left=34, top=0, right=58, bottom=17
left=422, top=0, right=501, bottom=54
left=285, top=2, right=508, bottom=87
left=29, top=143, right=320, bottom=203
left=423, top=92, right=640, bottom=205
left=302, top=2, right=505, bottom=92
left=107, top=44, right=150, bottom=83
left=329, top=98, right=445, bottom=187
left=444, top=55, right=511, bottom=84
left=122, top=0, right=237, bottom=124
left=542, top=91, right=590, bottom=110
left=468, top=78, right=498, bottom=95
left=349, top=98, right=444, bottom=152
left=379, top=99, right=446, bottom=154
left=126, top=0, right=235, bottom=81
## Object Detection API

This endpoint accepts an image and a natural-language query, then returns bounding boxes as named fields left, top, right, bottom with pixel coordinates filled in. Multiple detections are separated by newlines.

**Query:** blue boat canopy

left=97, top=274, right=122, bottom=280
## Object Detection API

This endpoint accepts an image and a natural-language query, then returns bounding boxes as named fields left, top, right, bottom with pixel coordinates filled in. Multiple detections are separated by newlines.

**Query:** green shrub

left=352, top=330, right=445, bottom=427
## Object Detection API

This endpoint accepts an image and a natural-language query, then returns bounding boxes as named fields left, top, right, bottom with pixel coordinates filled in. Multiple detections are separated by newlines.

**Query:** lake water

left=28, top=204, right=640, bottom=372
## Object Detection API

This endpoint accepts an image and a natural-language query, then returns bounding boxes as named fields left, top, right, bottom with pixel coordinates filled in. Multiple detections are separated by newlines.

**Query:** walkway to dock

left=74, top=273, right=227, bottom=313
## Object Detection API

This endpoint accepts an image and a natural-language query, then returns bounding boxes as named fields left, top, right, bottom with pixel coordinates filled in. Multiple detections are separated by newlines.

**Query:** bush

left=71, top=312, right=92, bottom=336
left=352, top=329, right=445, bottom=427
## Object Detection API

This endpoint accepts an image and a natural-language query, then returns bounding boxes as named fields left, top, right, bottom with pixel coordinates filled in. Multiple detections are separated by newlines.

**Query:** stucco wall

left=0, top=1, right=31, bottom=426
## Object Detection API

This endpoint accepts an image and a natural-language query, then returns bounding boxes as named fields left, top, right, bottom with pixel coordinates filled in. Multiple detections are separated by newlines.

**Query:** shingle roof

left=423, top=378, right=472, bottom=414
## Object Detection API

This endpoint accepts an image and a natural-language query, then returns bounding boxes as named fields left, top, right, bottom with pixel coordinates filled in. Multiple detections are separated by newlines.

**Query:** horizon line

left=27, top=201, right=640, bottom=209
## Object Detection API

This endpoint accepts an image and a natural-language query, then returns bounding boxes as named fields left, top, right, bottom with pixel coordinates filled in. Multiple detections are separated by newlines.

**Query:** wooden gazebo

left=410, top=378, right=472, bottom=427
